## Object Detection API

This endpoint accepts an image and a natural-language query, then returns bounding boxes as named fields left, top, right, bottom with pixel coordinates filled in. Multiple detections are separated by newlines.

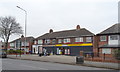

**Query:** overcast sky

left=0, top=0, right=119, bottom=42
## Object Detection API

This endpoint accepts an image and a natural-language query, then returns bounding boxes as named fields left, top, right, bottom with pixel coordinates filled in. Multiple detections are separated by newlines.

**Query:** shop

left=43, top=43, right=93, bottom=56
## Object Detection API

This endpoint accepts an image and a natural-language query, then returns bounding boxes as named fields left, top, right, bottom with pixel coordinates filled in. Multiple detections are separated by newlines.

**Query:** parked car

left=0, top=50, right=7, bottom=58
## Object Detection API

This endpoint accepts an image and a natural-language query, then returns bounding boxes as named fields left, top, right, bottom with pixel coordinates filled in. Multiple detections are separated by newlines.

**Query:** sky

left=0, top=0, right=119, bottom=42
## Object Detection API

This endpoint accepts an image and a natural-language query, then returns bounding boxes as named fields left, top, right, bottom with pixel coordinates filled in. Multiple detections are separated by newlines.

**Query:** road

left=1, top=58, right=110, bottom=70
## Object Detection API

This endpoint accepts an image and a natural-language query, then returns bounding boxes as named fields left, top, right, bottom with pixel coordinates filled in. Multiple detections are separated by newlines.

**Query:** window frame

left=58, top=39, right=62, bottom=43
left=38, top=40, right=43, bottom=44
left=63, top=38, right=70, bottom=43
left=75, top=37, right=83, bottom=42
left=45, top=39, right=50, bottom=44
left=100, top=36, right=107, bottom=41
left=110, top=35, right=118, bottom=40
left=102, top=48, right=111, bottom=54
left=86, top=37, right=92, bottom=42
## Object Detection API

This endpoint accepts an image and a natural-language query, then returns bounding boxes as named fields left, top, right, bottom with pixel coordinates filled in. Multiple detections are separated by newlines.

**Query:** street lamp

left=20, top=35, right=24, bottom=57
left=16, top=6, right=27, bottom=54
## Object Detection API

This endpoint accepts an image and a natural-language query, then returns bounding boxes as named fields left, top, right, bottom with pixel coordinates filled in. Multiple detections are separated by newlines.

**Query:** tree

left=0, top=16, right=23, bottom=55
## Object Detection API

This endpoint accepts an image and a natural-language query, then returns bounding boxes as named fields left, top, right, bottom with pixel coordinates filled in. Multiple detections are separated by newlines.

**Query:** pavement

left=6, top=54, right=120, bottom=70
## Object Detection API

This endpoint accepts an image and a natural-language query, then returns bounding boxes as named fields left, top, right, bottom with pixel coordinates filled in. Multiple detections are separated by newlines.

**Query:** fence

left=83, top=52, right=120, bottom=63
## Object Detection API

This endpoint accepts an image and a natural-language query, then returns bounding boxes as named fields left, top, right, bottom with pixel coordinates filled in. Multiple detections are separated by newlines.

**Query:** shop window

left=100, top=36, right=107, bottom=41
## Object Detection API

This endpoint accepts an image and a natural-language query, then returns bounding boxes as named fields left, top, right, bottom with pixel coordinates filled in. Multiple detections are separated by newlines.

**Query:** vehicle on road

left=0, top=49, right=7, bottom=58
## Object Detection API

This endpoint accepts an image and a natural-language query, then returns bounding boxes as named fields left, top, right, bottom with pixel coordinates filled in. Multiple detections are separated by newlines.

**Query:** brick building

left=32, top=25, right=94, bottom=56
left=94, top=23, right=120, bottom=58
left=9, top=36, right=34, bottom=53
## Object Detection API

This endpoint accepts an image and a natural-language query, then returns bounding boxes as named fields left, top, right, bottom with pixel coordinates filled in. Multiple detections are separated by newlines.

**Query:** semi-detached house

left=32, top=25, right=94, bottom=56
left=94, top=23, right=120, bottom=58
left=8, top=36, right=34, bottom=53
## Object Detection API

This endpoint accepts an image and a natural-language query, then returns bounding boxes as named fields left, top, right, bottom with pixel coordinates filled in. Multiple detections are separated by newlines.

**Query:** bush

left=16, top=49, right=24, bottom=53
left=7, top=49, right=24, bottom=54
left=114, top=49, right=120, bottom=60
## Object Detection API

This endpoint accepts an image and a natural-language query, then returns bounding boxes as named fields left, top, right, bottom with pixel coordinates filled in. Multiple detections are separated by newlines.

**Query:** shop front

left=42, top=43, right=93, bottom=56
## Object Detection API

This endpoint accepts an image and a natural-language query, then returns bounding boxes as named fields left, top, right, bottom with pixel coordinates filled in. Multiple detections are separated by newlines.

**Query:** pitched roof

left=10, top=36, right=34, bottom=43
left=97, top=23, right=120, bottom=35
left=36, top=28, right=94, bottom=39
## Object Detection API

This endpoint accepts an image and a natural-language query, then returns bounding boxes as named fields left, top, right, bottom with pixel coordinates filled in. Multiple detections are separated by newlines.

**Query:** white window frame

left=102, top=48, right=111, bottom=54
left=110, top=35, right=118, bottom=40
left=45, top=39, right=50, bottom=44
left=34, top=40, right=37, bottom=44
left=100, top=36, right=107, bottom=41
left=25, top=42, right=29, bottom=46
left=75, top=37, right=83, bottom=42
left=38, top=40, right=43, bottom=44
left=58, top=39, right=62, bottom=43
left=86, top=37, right=92, bottom=42
left=63, top=38, right=70, bottom=43
left=10, top=43, right=15, bottom=47
left=52, top=39, right=56, bottom=44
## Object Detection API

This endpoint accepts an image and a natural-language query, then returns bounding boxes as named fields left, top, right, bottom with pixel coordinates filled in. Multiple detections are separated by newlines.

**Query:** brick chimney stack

left=76, top=25, right=80, bottom=30
left=49, top=29, right=53, bottom=33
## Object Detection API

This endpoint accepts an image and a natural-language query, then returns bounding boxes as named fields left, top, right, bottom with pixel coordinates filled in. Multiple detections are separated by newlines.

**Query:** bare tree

left=0, top=16, right=23, bottom=54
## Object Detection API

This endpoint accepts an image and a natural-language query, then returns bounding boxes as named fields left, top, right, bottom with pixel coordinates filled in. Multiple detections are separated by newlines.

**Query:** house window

left=38, top=40, right=43, bottom=44
left=58, top=39, right=62, bottom=43
left=10, top=43, right=15, bottom=47
left=45, top=39, right=50, bottom=44
left=63, top=38, right=70, bottom=43
left=110, top=35, right=118, bottom=40
left=100, top=36, right=107, bottom=41
left=24, top=42, right=29, bottom=46
left=86, top=37, right=92, bottom=42
left=102, top=48, right=111, bottom=54
left=20, top=41, right=28, bottom=46
left=21, top=42, right=24, bottom=46
left=75, top=37, right=83, bottom=42
left=52, top=39, right=56, bottom=44
left=34, top=40, right=37, bottom=44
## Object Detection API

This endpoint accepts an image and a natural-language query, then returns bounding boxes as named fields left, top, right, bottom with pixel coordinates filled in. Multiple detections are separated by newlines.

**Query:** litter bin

left=76, top=56, right=84, bottom=64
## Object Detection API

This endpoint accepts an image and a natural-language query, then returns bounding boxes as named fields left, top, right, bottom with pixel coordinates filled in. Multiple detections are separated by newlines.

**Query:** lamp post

left=16, top=6, right=27, bottom=54
left=20, top=35, right=24, bottom=57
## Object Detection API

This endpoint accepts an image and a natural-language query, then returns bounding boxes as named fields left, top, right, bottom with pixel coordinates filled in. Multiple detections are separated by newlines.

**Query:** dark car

left=0, top=50, right=7, bottom=58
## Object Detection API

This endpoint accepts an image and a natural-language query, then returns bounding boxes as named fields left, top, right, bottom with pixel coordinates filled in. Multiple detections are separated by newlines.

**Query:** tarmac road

left=1, top=58, right=110, bottom=70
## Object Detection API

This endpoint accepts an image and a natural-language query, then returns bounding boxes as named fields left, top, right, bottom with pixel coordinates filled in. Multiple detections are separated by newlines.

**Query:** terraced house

left=94, top=23, right=120, bottom=58
left=8, top=36, right=34, bottom=53
left=32, top=25, right=94, bottom=56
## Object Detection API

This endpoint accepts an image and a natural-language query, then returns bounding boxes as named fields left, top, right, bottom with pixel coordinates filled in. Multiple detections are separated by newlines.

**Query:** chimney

left=21, top=35, right=24, bottom=38
left=76, top=25, right=80, bottom=30
left=49, top=29, right=53, bottom=33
